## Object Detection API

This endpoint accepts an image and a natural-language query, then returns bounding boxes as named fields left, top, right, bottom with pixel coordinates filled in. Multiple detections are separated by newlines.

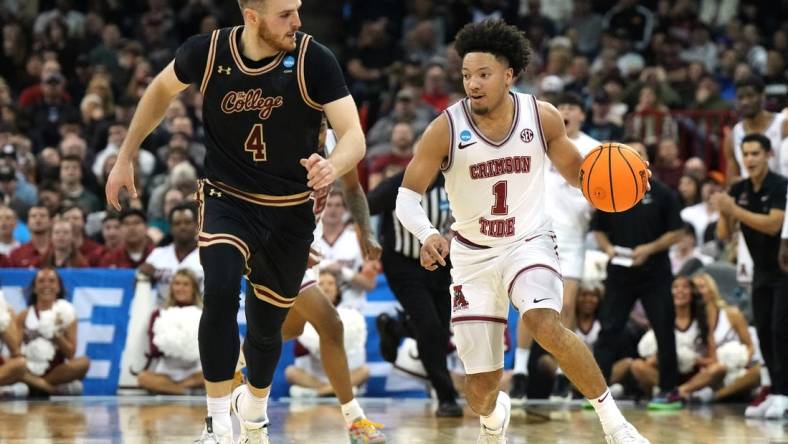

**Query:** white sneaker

left=194, top=417, right=233, bottom=444
left=764, top=395, right=788, bottom=419
left=745, top=394, right=775, bottom=418
left=288, top=385, right=318, bottom=398
left=231, top=385, right=270, bottom=444
left=477, top=391, right=511, bottom=444
left=54, top=380, right=83, bottom=395
left=689, top=387, right=714, bottom=404
left=0, top=382, right=29, bottom=398
left=605, top=422, right=650, bottom=444
left=609, top=383, right=625, bottom=399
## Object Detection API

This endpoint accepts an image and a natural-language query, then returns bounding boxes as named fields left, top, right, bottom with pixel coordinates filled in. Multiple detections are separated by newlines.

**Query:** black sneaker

left=509, top=373, right=528, bottom=403
left=436, top=400, right=463, bottom=417
left=549, top=374, right=573, bottom=402
left=376, top=313, right=401, bottom=363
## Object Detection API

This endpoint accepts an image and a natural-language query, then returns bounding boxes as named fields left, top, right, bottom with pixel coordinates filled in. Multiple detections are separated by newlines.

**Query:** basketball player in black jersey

left=106, top=1, right=371, bottom=443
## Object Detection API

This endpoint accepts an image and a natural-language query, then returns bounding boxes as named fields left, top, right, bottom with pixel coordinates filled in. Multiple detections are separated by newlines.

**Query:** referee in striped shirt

left=368, top=170, right=461, bottom=417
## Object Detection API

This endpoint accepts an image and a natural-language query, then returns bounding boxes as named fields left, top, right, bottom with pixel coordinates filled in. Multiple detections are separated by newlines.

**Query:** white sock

left=340, top=398, right=366, bottom=426
left=590, top=389, right=626, bottom=435
left=556, top=366, right=564, bottom=376
left=761, top=366, right=771, bottom=387
left=480, top=393, right=506, bottom=433
left=239, top=386, right=269, bottom=424
left=513, top=348, right=530, bottom=375
left=206, top=395, right=232, bottom=432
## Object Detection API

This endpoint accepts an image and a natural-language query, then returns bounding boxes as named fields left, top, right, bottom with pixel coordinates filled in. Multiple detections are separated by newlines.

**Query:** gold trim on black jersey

left=200, top=29, right=220, bottom=94
left=229, top=26, right=285, bottom=75
left=206, top=179, right=311, bottom=207
left=297, top=35, right=322, bottom=111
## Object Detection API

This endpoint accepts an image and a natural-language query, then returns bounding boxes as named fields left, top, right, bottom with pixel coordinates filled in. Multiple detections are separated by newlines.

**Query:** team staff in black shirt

left=590, top=141, right=684, bottom=409
left=713, top=133, right=788, bottom=419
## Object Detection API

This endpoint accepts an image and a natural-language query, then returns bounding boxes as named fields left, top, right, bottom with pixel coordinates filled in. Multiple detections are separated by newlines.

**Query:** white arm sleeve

left=396, top=187, right=440, bottom=244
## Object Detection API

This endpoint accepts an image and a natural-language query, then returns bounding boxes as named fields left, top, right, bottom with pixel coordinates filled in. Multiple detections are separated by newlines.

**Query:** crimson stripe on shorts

left=507, top=264, right=563, bottom=296
left=451, top=315, right=508, bottom=324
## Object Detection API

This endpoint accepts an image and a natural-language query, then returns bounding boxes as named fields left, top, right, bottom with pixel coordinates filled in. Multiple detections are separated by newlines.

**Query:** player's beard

left=256, top=21, right=296, bottom=52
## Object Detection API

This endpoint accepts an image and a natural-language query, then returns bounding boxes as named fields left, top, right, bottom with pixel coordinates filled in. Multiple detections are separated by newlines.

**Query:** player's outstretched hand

left=420, top=233, right=448, bottom=271
left=300, top=153, right=336, bottom=189
left=105, top=157, right=137, bottom=211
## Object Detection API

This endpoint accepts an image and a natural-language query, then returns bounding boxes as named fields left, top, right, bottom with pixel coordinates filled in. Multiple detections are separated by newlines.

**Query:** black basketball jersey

left=173, top=26, right=348, bottom=199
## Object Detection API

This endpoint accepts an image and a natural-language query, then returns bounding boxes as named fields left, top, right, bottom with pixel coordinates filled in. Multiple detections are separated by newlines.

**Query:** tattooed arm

left=340, top=167, right=382, bottom=260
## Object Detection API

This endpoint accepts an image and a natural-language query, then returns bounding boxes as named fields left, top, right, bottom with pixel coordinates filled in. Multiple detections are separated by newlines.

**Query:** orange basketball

left=580, top=143, right=648, bottom=213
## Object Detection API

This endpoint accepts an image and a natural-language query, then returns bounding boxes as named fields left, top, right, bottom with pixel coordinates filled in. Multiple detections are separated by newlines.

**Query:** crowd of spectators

left=0, top=0, right=786, bottom=411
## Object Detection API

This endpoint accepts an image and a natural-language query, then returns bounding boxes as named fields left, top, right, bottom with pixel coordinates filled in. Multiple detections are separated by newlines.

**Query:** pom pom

left=37, top=310, right=57, bottom=339
left=677, top=345, right=698, bottom=374
left=53, top=300, right=76, bottom=331
left=0, top=293, right=10, bottom=334
left=717, top=341, right=748, bottom=372
left=22, top=337, right=56, bottom=376
left=298, top=322, right=321, bottom=356
left=337, top=307, right=367, bottom=354
left=152, top=306, right=202, bottom=362
left=638, top=330, right=657, bottom=358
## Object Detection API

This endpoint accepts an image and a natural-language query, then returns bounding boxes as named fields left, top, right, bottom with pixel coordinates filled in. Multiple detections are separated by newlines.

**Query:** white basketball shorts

left=449, top=233, right=563, bottom=374
left=552, top=225, right=586, bottom=281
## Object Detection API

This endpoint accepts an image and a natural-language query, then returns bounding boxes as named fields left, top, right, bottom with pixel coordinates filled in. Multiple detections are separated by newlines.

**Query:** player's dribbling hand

left=105, top=157, right=138, bottom=211
left=358, top=231, right=382, bottom=261
left=420, top=233, right=448, bottom=271
left=300, top=153, right=336, bottom=189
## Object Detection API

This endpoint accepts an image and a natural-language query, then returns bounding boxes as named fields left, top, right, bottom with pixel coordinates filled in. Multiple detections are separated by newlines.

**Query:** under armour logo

left=217, top=65, right=231, bottom=75
left=209, top=188, right=222, bottom=198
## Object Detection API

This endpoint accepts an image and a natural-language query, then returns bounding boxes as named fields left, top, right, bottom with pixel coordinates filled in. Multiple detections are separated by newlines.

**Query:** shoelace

left=194, top=432, right=221, bottom=444
left=241, top=425, right=268, bottom=443
left=350, top=418, right=385, bottom=434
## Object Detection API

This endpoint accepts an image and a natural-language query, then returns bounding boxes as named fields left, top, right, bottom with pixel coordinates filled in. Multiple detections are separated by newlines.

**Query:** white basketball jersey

left=713, top=308, right=739, bottom=349
left=443, top=92, right=552, bottom=247
left=545, top=131, right=599, bottom=232
left=732, top=113, right=786, bottom=177
left=575, top=319, right=601, bottom=350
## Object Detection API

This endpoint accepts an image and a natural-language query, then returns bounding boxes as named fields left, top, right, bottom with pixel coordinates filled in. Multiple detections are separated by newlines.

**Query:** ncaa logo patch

left=520, top=128, right=534, bottom=143
left=283, top=55, right=295, bottom=69
left=459, top=130, right=472, bottom=142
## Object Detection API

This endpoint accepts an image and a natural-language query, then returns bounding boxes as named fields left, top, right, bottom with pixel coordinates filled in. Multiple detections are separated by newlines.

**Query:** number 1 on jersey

left=245, top=124, right=267, bottom=162
left=491, top=181, right=508, bottom=215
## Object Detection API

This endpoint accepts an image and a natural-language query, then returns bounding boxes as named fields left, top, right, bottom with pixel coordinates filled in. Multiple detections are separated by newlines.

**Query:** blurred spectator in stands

left=0, top=144, right=37, bottom=206
left=39, top=218, right=88, bottom=268
left=33, top=0, right=85, bottom=39
left=0, top=205, right=19, bottom=256
left=16, top=267, right=90, bottom=395
left=147, top=162, right=197, bottom=223
left=603, top=0, right=654, bottom=51
left=36, top=182, right=61, bottom=221
left=10, top=205, right=51, bottom=268
left=367, top=88, right=431, bottom=156
left=0, top=164, right=30, bottom=219
left=420, top=63, right=450, bottom=114
left=564, top=55, right=592, bottom=96
left=699, top=0, right=739, bottom=30
left=346, top=17, right=401, bottom=125
left=563, top=0, right=603, bottom=56
left=60, top=155, right=101, bottom=214
left=626, top=84, right=678, bottom=147
left=99, top=212, right=123, bottom=252
left=60, top=205, right=104, bottom=266
left=139, top=202, right=201, bottom=305
left=692, top=75, right=731, bottom=111
left=653, top=138, right=685, bottom=190
left=0, top=22, right=30, bottom=91
left=683, top=157, right=708, bottom=182
left=402, top=0, right=446, bottom=48
left=147, top=146, right=189, bottom=197
left=88, top=23, right=122, bottom=73
left=26, top=69, right=76, bottom=149
left=669, top=222, right=714, bottom=275
left=98, top=208, right=153, bottom=268
left=740, top=24, right=768, bottom=76
left=37, top=19, right=80, bottom=77
left=367, top=122, right=415, bottom=191
left=148, top=188, right=185, bottom=241
left=156, top=116, right=206, bottom=168
left=403, top=20, right=444, bottom=67
left=680, top=25, right=718, bottom=73
left=517, top=0, right=556, bottom=52
left=316, top=191, right=378, bottom=310
left=677, top=174, right=702, bottom=209
left=137, top=269, right=204, bottom=395
left=583, top=91, right=624, bottom=142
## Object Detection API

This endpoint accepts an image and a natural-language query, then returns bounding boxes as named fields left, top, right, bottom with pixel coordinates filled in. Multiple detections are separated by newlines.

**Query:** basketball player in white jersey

left=395, top=20, right=648, bottom=444
left=276, top=121, right=386, bottom=444
left=510, top=92, right=600, bottom=402
left=723, top=75, right=788, bottom=182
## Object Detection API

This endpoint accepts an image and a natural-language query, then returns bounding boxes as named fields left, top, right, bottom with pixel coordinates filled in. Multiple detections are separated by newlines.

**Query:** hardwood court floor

left=0, top=397, right=784, bottom=443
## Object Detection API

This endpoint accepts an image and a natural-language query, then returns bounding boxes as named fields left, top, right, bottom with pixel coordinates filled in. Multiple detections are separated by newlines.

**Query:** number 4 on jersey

left=245, top=124, right=267, bottom=162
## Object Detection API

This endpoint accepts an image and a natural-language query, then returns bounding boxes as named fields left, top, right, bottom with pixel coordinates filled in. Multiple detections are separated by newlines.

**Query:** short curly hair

left=454, top=19, right=531, bottom=75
